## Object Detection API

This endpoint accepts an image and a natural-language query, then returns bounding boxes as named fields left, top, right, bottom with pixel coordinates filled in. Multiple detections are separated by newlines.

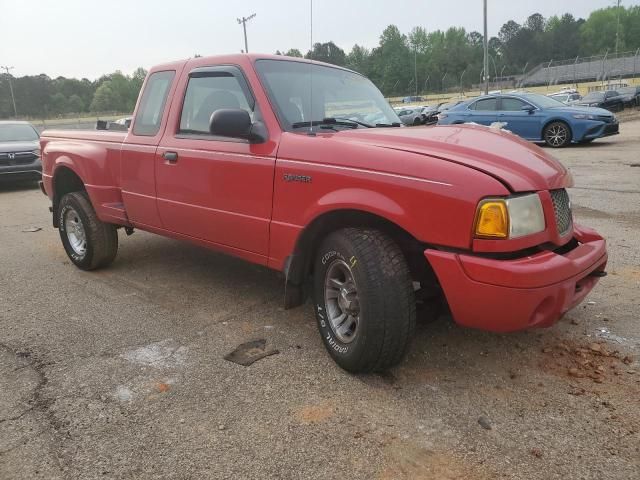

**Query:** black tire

left=543, top=121, right=572, bottom=148
left=413, top=117, right=422, bottom=126
left=58, top=191, right=118, bottom=270
left=312, top=228, right=416, bottom=373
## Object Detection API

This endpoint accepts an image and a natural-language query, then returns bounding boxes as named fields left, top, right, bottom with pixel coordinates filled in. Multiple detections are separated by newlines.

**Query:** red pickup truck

left=40, top=54, right=607, bottom=372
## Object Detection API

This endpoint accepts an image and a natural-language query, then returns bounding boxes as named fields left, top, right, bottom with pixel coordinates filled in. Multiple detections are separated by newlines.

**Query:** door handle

left=162, top=151, right=178, bottom=163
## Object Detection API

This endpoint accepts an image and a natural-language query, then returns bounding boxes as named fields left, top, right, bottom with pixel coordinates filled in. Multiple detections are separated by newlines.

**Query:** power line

left=237, top=14, right=257, bottom=53
left=1, top=66, right=18, bottom=118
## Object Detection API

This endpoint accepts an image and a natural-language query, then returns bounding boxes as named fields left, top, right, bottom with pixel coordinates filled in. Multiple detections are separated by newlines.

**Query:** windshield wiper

left=375, top=122, right=402, bottom=127
left=331, top=117, right=375, bottom=128
left=291, top=117, right=370, bottom=130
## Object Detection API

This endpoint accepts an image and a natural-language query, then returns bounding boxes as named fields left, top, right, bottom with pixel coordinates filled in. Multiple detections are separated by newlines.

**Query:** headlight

left=572, top=113, right=596, bottom=120
left=474, top=194, right=545, bottom=239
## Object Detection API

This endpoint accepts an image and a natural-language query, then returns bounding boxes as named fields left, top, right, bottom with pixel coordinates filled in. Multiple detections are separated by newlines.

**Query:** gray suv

left=0, top=121, right=41, bottom=182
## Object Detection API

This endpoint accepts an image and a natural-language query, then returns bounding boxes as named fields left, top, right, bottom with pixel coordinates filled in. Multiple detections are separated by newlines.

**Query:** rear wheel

left=312, top=228, right=416, bottom=373
left=58, top=191, right=118, bottom=270
left=543, top=121, right=572, bottom=148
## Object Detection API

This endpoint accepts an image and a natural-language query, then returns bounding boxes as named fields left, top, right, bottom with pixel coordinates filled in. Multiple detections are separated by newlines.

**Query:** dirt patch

left=609, top=267, right=640, bottom=281
left=293, top=402, right=334, bottom=424
left=539, top=339, right=636, bottom=386
left=378, top=440, right=490, bottom=480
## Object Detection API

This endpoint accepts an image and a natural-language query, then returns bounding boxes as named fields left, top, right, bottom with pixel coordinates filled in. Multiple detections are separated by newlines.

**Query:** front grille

left=550, top=189, right=573, bottom=236
left=0, top=151, right=38, bottom=167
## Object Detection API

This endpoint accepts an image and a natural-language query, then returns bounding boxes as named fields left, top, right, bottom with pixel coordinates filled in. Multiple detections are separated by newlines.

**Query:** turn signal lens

left=475, top=201, right=508, bottom=238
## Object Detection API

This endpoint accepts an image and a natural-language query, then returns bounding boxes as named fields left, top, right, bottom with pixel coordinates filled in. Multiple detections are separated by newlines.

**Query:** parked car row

left=394, top=100, right=466, bottom=126
left=437, top=92, right=619, bottom=148
left=547, top=85, right=640, bottom=111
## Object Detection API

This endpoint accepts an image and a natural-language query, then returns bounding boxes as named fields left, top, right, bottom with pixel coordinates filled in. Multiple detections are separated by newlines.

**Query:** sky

left=1, top=0, right=637, bottom=79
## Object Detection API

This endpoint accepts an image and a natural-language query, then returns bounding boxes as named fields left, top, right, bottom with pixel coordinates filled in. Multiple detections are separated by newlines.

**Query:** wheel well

left=52, top=167, right=85, bottom=227
left=283, top=209, right=439, bottom=308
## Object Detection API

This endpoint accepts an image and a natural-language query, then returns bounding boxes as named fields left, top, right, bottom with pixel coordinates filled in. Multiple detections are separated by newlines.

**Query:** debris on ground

left=539, top=339, right=635, bottom=385
left=224, top=339, right=279, bottom=366
left=478, top=416, right=492, bottom=430
left=21, top=226, right=42, bottom=232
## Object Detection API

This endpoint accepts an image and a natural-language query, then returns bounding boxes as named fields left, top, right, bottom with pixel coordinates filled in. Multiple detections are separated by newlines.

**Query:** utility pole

left=414, top=45, right=418, bottom=96
left=614, top=0, right=621, bottom=55
left=1, top=66, right=18, bottom=118
left=237, top=13, right=256, bottom=53
left=521, top=62, right=529, bottom=88
left=483, top=0, right=489, bottom=94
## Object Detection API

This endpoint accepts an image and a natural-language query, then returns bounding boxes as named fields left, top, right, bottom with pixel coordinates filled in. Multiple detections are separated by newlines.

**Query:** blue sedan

left=437, top=93, right=619, bottom=147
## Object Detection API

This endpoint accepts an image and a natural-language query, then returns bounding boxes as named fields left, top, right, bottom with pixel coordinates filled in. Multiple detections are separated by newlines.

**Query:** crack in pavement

left=0, top=342, right=71, bottom=478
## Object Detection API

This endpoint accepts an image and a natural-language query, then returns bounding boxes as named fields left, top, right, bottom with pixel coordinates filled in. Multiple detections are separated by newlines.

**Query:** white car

left=548, top=92, right=582, bottom=104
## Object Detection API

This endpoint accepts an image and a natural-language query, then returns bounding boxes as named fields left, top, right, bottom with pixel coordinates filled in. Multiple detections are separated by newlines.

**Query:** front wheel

left=312, top=228, right=416, bottom=373
left=58, top=191, right=118, bottom=270
left=543, top=121, right=572, bottom=148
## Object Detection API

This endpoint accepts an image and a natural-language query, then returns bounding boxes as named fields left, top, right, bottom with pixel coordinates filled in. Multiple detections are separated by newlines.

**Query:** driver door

left=155, top=66, right=276, bottom=257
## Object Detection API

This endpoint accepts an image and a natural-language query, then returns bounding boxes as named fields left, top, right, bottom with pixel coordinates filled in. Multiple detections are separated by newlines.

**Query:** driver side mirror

left=521, top=104, right=535, bottom=114
left=209, top=109, right=267, bottom=143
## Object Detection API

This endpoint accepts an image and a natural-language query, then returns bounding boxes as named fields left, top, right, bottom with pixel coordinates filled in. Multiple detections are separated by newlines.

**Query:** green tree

left=305, top=41, right=347, bottom=66
left=49, top=92, right=68, bottom=115
left=284, top=48, right=303, bottom=57
left=67, top=94, right=85, bottom=113
left=345, top=44, right=371, bottom=75
left=90, top=81, right=121, bottom=112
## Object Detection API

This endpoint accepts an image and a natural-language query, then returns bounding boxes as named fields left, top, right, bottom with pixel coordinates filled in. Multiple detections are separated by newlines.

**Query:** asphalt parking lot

left=1, top=123, right=639, bottom=480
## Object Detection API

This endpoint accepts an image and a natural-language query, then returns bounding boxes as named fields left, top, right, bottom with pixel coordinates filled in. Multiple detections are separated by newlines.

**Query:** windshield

left=582, top=92, right=604, bottom=102
left=255, top=59, right=400, bottom=131
left=0, top=123, right=39, bottom=142
left=521, top=93, right=565, bottom=108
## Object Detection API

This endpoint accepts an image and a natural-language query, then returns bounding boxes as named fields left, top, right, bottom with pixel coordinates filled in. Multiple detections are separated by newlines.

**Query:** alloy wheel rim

left=547, top=124, right=567, bottom=146
left=64, top=207, right=87, bottom=256
left=324, top=260, right=360, bottom=343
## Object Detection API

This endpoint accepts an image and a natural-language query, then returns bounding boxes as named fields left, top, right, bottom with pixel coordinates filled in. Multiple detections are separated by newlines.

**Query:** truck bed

left=41, top=129, right=128, bottom=143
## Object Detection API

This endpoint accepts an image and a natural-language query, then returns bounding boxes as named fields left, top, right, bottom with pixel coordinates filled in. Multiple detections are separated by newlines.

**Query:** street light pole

left=237, top=13, right=256, bottom=53
left=1, top=66, right=18, bottom=118
left=483, top=0, right=489, bottom=94
left=614, top=0, right=621, bottom=55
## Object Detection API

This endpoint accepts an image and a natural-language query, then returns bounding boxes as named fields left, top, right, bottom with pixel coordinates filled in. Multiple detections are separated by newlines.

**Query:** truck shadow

left=0, top=180, right=40, bottom=194
left=96, top=231, right=575, bottom=385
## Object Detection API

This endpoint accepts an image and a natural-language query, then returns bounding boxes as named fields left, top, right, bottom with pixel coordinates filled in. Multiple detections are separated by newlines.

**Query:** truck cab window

left=132, top=70, right=175, bottom=136
left=179, top=74, right=254, bottom=135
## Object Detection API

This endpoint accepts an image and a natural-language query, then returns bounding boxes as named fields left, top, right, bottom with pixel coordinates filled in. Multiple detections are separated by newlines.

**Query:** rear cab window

left=132, top=71, right=176, bottom=136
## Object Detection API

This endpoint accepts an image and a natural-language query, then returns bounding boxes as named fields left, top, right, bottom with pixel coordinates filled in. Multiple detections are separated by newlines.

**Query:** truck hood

left=336, top=124, right=571, bottom=192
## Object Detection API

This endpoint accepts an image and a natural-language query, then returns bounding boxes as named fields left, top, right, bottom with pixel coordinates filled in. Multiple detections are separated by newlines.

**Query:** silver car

left=396, top=107, right=425, bottom=126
